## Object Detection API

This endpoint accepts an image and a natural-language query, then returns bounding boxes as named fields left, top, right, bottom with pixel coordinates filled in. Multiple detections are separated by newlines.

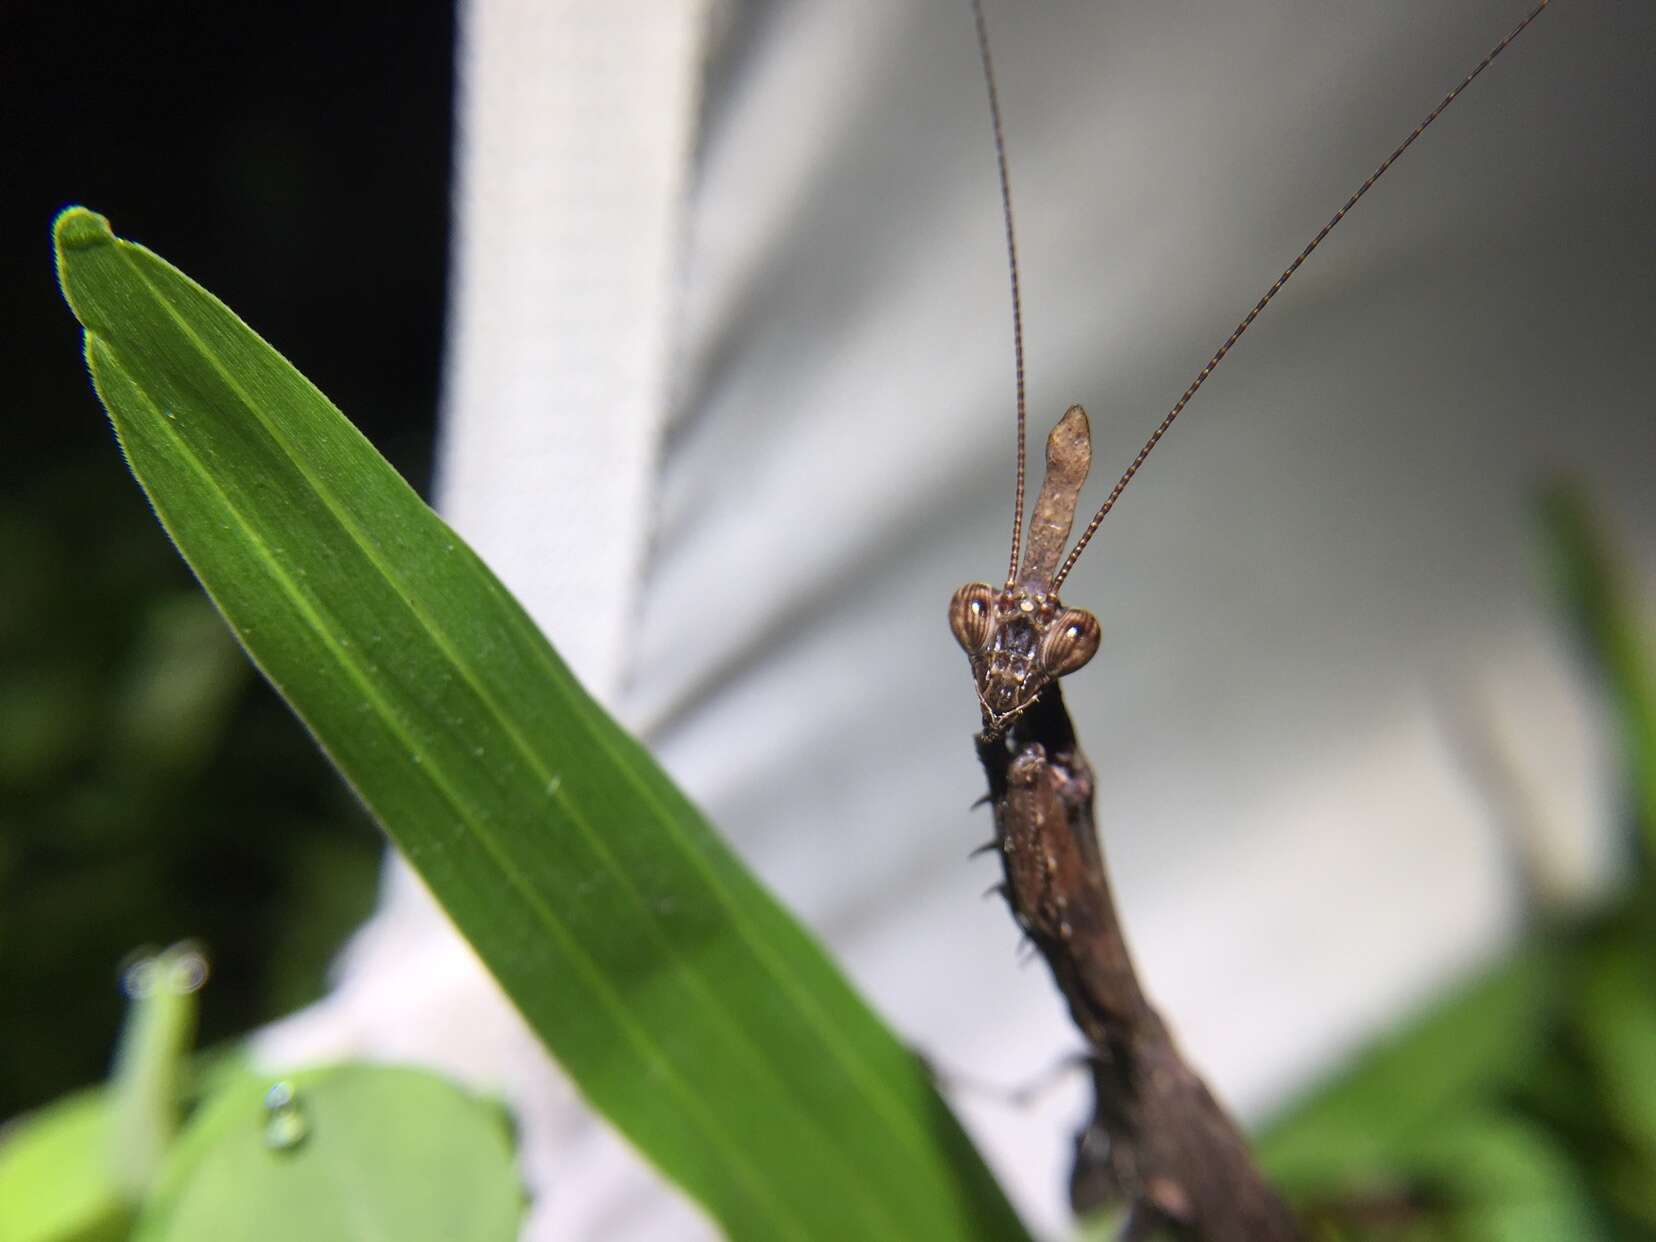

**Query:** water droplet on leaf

left=263, top=1081, right=309, bottom=1151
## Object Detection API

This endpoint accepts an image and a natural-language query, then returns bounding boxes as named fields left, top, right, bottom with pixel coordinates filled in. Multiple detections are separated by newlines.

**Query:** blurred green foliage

left=1257, top=484, right=1656, bottom=1240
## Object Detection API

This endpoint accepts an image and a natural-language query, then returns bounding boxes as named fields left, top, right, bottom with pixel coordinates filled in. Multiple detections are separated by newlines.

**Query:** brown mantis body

left=950, top=2, right=1553, bottom=1236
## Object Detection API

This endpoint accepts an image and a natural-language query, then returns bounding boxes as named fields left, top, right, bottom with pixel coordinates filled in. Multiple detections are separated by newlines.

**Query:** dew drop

left=262, top=1081, right=309, bottom=1151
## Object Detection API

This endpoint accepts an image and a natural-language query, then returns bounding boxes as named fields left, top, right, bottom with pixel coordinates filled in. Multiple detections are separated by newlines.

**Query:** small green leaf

left=0, top=1090, right=131, bottom=1242
left=52, top=207, right=1026, bottom=1240
left=129, top=1066, right=522, bottom=1242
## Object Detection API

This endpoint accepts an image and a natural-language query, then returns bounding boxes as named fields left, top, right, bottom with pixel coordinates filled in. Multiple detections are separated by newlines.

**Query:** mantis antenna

left=968, top=0, right=1553, bottom=593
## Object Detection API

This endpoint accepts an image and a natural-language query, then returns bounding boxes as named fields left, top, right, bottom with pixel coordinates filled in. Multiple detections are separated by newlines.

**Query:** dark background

left=0, top=1, right=454, bottom=1119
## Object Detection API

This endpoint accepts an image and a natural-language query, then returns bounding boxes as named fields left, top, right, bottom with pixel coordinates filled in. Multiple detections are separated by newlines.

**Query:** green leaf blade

left=53, top=207, right=1026, bottom=1241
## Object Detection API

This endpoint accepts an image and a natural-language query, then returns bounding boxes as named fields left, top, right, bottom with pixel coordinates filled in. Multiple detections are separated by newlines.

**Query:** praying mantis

left=950, top=3, right=1552, bottom=1237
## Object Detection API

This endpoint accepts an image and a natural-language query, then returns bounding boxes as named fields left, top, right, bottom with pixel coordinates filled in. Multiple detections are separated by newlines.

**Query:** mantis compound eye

left=1039, top=608, right=1100, bottom=678
left=948, top=582, right=997, bottom=654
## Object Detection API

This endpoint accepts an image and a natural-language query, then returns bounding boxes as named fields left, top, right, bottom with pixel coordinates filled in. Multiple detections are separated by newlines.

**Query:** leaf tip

left=54, top=206, right=116, bottom=329
left=54, top=205, right=113, bottom=253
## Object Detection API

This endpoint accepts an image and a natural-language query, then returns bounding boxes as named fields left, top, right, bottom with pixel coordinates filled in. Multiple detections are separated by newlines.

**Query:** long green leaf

left=53, top=207, right=1027, bottom=1241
